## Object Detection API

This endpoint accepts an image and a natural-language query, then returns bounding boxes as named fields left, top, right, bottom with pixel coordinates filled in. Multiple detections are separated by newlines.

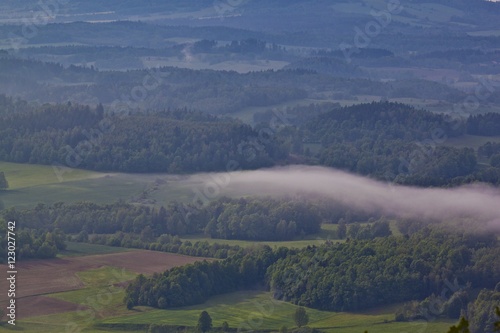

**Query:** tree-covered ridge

left=0, top=55, right=466, bottom=114
left=305, top=102, right=464, bottom=143
left=289, top=102, right=500, bottom=186
left=267, top=229, right=499, bottom=312
left=0, top=103, right=283, bottom=173
left=1, top=98, right=500, bottom=186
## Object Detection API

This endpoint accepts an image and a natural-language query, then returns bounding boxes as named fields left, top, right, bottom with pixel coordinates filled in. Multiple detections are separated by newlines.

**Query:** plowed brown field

left=0, top=250, right=206, bottom=319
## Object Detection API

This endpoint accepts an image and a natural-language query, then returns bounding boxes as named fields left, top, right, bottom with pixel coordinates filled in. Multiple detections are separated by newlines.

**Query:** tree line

left=125, top=228, right=500, bottom=317
left=0, top=218, right=66, bottom=260
left=125, top=245, right=290, bottom=309
left=1, top=196, right=356, bottom=242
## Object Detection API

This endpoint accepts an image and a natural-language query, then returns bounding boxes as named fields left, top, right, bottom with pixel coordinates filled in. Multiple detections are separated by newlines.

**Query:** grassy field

left=0, top=162, right=196, bottom=208
left=2, top=288, right=457, bottom=333
left=0, top=243, right=207, bottom=333
left=0, top=161, right=99, bottom=189
left=100, top=290, right=454, bottom=333
left=0, top=241, right=454, bottom=333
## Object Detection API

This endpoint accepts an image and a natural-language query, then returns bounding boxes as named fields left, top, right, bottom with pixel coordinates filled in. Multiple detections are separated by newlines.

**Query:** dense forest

left=125, top=228, right=500, bottom=319
left=0, top=103, right=283, bottom=173
left=1, top=98, right=500, bottom=186
left=125, top=245, right=290, bottom=309
left=288, top=102, right=500, bottom=186
left=0, top=54, right=467, bottom=113
left=1, top=1, right=500, bottom=331
left=1, top=196, right=350, bottom=242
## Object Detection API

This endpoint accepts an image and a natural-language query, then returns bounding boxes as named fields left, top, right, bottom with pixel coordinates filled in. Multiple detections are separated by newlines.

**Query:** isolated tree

left=197, top=311, right=212, bottom=333
left=337, top=218, right=347, bottom=239
left=0, top=172, right=8, bottom=189
left=495, top=306, right=500, bottom=332
left=222, top=321, right=229, bottom=332
left=293, top=307, right=309, bottom=328
left=447, top=317, right=470, bottom=333
left=279, top=325, right=288, bottom=333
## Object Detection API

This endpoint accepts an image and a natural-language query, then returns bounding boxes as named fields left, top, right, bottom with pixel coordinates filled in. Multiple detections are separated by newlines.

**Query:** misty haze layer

left=198, top=165, right=500, bottom=229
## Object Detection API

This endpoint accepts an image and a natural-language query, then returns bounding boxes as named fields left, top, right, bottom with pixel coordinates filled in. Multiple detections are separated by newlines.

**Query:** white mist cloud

left=199, top=165, right=500, bottom=228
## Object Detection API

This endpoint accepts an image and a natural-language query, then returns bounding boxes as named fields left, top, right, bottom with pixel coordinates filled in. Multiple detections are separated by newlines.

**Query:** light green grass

left=0, top=162, right=197, bottom=208
left=0, top=161, right=99, bottom=189
left=0, top=176, right=145, bottom=208
left=48, top=267, right=136, bottom=315
left=102, top=290, right=454, bottom=333
left=9, top=273, right=454, bottom=333
left=3, top=267, right=138, bottom=333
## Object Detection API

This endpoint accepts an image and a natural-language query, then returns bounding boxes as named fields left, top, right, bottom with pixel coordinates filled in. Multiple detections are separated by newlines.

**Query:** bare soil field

left=0, top=250, right=205, bottom=319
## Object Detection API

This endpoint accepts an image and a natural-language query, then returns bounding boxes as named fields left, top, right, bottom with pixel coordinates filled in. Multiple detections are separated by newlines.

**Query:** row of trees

left=125, top=245, right=290, bottom=309
left=81, top=232, right=242, bottom=259
left=125, top=228, right=499, bottom=314
left=0, top=218, right=66, bottom=260
left=3, top=196, right=371, bottom=242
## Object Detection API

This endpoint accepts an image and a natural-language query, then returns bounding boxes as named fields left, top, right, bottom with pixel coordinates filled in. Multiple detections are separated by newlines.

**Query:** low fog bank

left=197, top=165, right=500, bottom=229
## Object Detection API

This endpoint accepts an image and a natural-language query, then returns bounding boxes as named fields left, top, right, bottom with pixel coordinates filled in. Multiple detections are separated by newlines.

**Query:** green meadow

left=14, top=289, right=453, bottom=333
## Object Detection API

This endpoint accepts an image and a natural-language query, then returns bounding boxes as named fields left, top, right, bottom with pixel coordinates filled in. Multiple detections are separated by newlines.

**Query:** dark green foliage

left=197, top=311, right=212, bottom=333
left=3, top=196, right=330, bottom=242
left=479, top=142, right=500, bottom=159
left=86, top=232, right=241, bottom=259
left=0, top=105, right=281, bottom=173
left=125, top=245, right=290, bottom=309
left=395, top=290, right=469, bottom=322
left=467, top=289, right=500, bottom=333
left=0, top=225, right=66, bottom=260
left=1, top=201, right=203, bottom=236
left=293, top=101, right=493, bottom=186
left=203, top=197, right=322, bottom=241
left=447, top=317, right=470, bottom=333
left=467, top=113, right=500, bottom=136
left=337, top=219, right=347, bottom=239
left=221, top=322, right=229, bottom=332
left=126, top=228, right=499, bottom=313
left=495, top=306, right=500, bottom=332
left=0, top=171, right=8, bottom=189
left=347, top=220, right=392, bottom=240
left=267, top=229, right=499, bottom=312
left=293, top=307, right=309, bottom=328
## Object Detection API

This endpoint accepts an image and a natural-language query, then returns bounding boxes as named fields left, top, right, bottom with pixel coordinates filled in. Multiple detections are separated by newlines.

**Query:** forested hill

left=0, top=103, right=284, bottom=173
left=1, top=98, right=500, bottom=185
left=291, top=102, right=500, bottom=186
left=0, top=55, right=465, bottom=114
